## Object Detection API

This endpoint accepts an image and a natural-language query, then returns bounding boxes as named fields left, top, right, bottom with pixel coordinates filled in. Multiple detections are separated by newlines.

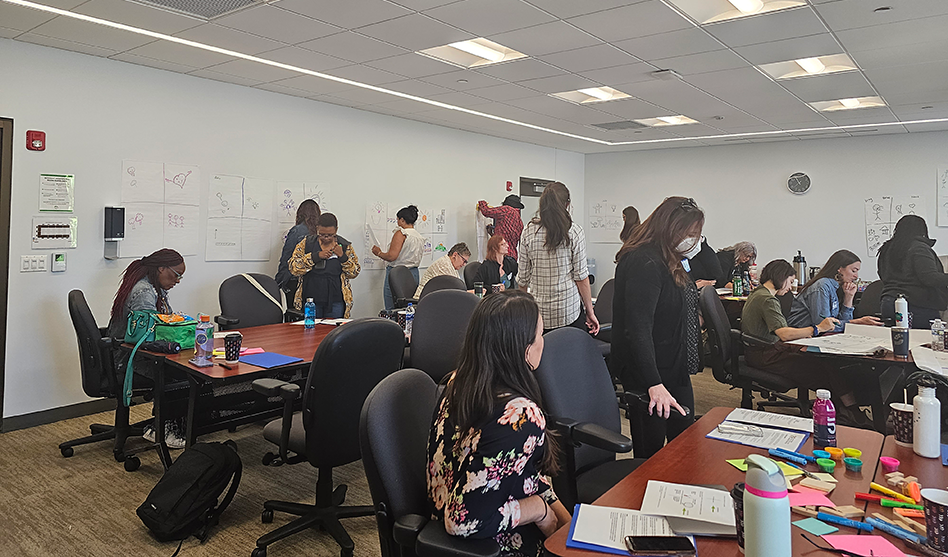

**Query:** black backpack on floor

left=137, top=440, right=242, bottom=545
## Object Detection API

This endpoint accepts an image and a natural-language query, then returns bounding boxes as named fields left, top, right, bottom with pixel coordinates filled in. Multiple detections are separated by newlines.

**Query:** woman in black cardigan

left=611, top=197, right=703, bottom=458
left=878, top=215, right=948, bottom=328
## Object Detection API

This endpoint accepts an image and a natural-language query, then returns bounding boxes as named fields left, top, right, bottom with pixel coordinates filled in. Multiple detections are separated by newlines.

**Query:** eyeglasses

left=317, top=233, right=337, bottom=240
left=167, top=267, right=183, bottom=281
left=455, top=254, right=470, bottom=266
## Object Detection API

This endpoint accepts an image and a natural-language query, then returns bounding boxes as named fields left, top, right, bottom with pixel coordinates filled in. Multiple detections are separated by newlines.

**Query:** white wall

left=0, top=39, right=584, bottom=418
left=585, top=131, right=948, bottom=291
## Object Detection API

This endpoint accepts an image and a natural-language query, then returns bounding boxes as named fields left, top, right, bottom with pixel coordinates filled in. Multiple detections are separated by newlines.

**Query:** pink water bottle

left=812, top=389, right=836, bottom=448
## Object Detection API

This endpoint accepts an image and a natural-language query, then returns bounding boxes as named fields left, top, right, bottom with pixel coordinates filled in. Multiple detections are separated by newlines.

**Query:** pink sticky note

left=241, top=347, right=265, bottom=355
left=787, top=489, right=835, bottom=508
left=824, top=535, right=906, bottom=557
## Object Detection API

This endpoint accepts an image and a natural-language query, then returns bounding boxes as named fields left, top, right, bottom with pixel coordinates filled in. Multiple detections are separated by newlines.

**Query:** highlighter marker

left=865, top=517, right=926, bottom=545
left=768, top=448, right=808, bottom=467
left=771, top=447, right=817, bottom=463
left=816, top=512, right=874, bottom=532
left=855, top=492, right=895, bottom=504
left=880, top=498, right=924, bottom=510
left=870, top=482, right=917, bottom=504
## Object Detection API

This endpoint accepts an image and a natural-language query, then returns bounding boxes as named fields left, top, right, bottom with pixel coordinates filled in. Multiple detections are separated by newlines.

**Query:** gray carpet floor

left=0, top=370, right=742, bottom=557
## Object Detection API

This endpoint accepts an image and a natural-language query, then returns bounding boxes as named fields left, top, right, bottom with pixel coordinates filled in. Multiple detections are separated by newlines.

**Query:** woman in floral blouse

left=427, top=290, right=570, bottom=557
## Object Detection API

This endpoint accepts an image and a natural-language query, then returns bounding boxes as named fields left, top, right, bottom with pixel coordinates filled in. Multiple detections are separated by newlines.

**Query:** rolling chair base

left=58, top=400, right=154, bottom=471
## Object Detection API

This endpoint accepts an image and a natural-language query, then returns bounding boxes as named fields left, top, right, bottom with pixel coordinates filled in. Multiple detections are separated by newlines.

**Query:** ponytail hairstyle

left=110, top=248, right=184, bottom=324
left=615, top=197, right=704, bottom=288
left=532, top=182, right=571, bottom=250
left=396, top=205, right=419, bottom=225
left=296, top=199, right=321, bottom=235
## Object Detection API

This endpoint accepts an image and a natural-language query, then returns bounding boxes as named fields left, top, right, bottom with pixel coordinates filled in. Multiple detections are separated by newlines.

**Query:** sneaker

left=164, top=421, right=187, bottom=450
left=142, top=424, right=156, bottom=443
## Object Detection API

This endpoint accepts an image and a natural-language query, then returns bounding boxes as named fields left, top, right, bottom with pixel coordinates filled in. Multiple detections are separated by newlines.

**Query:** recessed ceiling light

left=874, top=6, right=892, bottom=12
left=634, top=115, right=699, bottom=127
left=550, top=86, right=632, bottom=104
left=664, top=0, right=806, bottom=24
left=759, top=53, right=858, bottom=80
left=417, top=38, right=526, bottom=69
left=457, top=79, right=468, bottom=83
left=809, top=96, right=886, bottom=112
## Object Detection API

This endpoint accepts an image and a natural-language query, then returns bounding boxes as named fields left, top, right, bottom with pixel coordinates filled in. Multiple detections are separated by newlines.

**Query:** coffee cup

left=922, top=488, right=948, bottom=552
left=889, top=402, right=914, bottom=446
left=891, top=327, right=909, bottom=358
left=224, top=333, right=243, bottom=364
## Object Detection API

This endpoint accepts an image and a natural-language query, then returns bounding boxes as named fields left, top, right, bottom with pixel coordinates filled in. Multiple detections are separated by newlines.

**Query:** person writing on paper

left=414, top=242, right=471, bottom=298
left=428, top=290, right=570, bottom=557
left=474, top=235, right=518, bottom=293
left=716, top=241, right=757, bottom=289
left=372, top=205, right=425, bottom=310
left=275, top=199, right=319, bottom=297
left=788, top=250, right=883, bottom=331
left=478, top=195, right=525, bottom=259
left=619, top=205, right=640, bottom=243
left=289, top=212, right=360, bottom=319
left=878, top=215, right=948, bottom=328
left=611, top=197, right=702, bottom=458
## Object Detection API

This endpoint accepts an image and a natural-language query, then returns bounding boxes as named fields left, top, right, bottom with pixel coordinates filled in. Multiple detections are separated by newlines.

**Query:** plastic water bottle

left=749, top=264, right=759, bottom=287
left=405, top=303, right=414, bottom=337
left=812, top=389, right=836, bottom=448
left=895, top=294, right=909, bottom=328
left=732, top=268, right=743, bottom=296
left=913, top=377, right=941, bottom=458
left=194, top=315, right=214, bottom=365
left=743, top=455, right=791, bottom=557
left=931, top=319, right=945, bottom=352
left=304, top=298, right=316, bottom=329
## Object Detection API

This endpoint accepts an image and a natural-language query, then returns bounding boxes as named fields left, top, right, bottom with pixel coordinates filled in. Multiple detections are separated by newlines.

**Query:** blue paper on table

left=942, top=444, right=948, bottom=466
left=238, top=352, right=303, bottom=369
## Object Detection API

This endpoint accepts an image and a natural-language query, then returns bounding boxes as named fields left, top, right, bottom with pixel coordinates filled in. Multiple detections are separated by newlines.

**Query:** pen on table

left=784, top=461, right=818, bottom=479
left=816, top=512, right=874, bottom=532
left=218, top=363, right=232, bottom=370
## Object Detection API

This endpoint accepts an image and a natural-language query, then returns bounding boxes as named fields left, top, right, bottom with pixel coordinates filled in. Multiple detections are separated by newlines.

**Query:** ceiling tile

left=388, top=0, right=460, bottom=10
left=734, top=34, right=843, bottom=65
left=365, top=52, right=457, bottom=78
left=890, top=104, right=948, bottom=120
left=614, top=27, right=723, bottom=61
left=692, top=110, right=770, bottom=130
left=123, top=39, right=234, bottom=68
left=188, top=68, right=263, bottom=87
left=566, top=1, right=691, bottom=42
left=384, top=79, right=454, bottom=97
left=72, top=0, right=202, bottom=35
left=425, top=0, right=555, bottom=36
left=16, top=32, right=118, bottom=57
left=578, top=63, right=654, bottom=85
left=214, top=5, right=342, bottom=44
left=686, top=66, right=781, bottom=101
left=0, top=27, right=23, bottom=38
left=0, top=4, right=57, bottom=31
left=475, top=59, right=562, bottom=82
left=329, top=86, right=400, bottom=104
left=652, top=49, right=747, bottom=76
left=815, top=0, right=948, bottom=32
left=467, top=82, right=539, bottom=101
left=507, top=96, right=616, bottom=124
left=253, top=82, right=315, bottom=98
left=356, top=13, right=472, bottom=50
left=866, top=61, right=948, bottom=104
left=277, top=0, right=411, bottom=29
left=110, top=52, right=201, bottom=72
left=824, top=107, right=896, bottom=125
left=420, top=69, right=505, bottom=90
left=704, top=7, right=828, bottom=48
left=835, top=13, right=948, bottom=52
left=850, top=37, right=948, bottom=70
left=28, top=15, right=153, bottom=51
left=487, top=20, right=601, bottom=56
left=522, top=0, right=644, bottom=19
left=297, top=32, right=409, bottom=63
left=779, top=71, right=877, bottom=102
left=425, top=90, right=494, bottom=107
left=174, top=24, right=285, bottom=55
left=327, top=63, right=405, bottom=84
left=619, top=79, right=726, bottom=114
left=518, top=73, right=599, bottom=93
left=269, top=74, right=359, bottom=95
left=904, top=122, right=948, bottom=133
left=256, top=46, right=350, bottom=72
left=203, top=58, right=302, bottom=82
left=540, top=44, right=638, bottom=73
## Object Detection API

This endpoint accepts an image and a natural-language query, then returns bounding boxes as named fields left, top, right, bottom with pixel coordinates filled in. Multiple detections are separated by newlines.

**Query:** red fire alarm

left=506, top=180, right=513, bottom=192
left=26, top=130, right=46, bottom=151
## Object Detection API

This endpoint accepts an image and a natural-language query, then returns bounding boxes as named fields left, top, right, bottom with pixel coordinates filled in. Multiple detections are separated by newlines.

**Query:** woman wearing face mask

left=611, top=197, right=702, bottom=457
left=788, top=250, right=883, bottom=331
left=878, top=215, right=948, bottom=328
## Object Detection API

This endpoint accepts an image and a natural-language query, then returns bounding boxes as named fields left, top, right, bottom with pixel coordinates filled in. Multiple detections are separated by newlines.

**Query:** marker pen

left=816, top=512, right=874, bottom=532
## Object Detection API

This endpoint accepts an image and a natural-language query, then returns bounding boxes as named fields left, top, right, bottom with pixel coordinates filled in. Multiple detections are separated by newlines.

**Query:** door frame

left=0, top=118, right=14, bottom=428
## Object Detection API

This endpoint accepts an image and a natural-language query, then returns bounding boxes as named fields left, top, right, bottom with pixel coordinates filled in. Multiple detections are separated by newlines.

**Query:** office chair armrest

left=416, top=520, right=501, bottom=557
left=251, top=378, right=300, bottom=401
left=741, top=332, right=771, bottom=349
left=730, top=329, right=744, bottom=355
left=215, top=315, right=240, bottom=327
left=572, top=422, right=632, bottom=453
left=393, top=513, right=427, bottom=547
left=284, top=309, right=304, bottom=322
left=395, top=297, right=419, bottom=308
left=597, top=323, right=612, bottom=334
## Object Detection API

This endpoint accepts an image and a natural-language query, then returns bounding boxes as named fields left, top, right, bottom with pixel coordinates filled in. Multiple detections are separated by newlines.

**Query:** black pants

left=880, top=296, right=942, bottom=329
left=543, top=307, right=588, bottom=335
left=627, top=375, right=695, bottom=459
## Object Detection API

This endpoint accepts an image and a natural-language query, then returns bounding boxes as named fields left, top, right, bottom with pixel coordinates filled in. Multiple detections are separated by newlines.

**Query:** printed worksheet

left=640, top=481, right=735, bottom=526
left=725, top=408, right=813, bottom=432
left=706, top=421, right=809, bottom=452
left=570, top=505, right=674, bottom=551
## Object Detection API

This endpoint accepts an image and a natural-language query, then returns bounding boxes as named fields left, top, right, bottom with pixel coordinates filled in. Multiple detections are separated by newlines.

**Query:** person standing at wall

left=619, top=205, right=640, bottom=243
left=288, top=213, right=360, bottom=319
left=878, top=215, right=948, bottom=328
left=518, top=182, right=598, bottom=335
left=478, top=195, right=525, bottom=259
left=373, top=205, right=425, bottom=310
left=275, top=200, right=319, bottom=297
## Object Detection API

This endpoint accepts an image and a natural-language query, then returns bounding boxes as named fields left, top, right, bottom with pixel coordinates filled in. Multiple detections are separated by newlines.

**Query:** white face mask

left=678, top=236, right=702, bottom=260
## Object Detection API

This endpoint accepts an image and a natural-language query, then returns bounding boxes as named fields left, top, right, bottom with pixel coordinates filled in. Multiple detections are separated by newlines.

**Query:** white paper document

left=640, top=481, right=735, bottom=527
left=787, top=333, right=887, bottom=355
left=706, top=421, right=808, bottom=452
left=725, top=408, right=813, bottom=432
left=571, top=505, right=674, bottom=551
left=845, top=323, right=928, bottom=348
left=911, top=346, right=948, bottom=376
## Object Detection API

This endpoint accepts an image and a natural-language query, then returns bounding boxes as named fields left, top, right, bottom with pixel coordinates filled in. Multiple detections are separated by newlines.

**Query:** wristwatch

left=812, top=325, right=820, bottom=337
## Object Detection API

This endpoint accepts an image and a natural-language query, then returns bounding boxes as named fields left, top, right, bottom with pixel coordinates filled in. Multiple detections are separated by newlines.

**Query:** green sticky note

left=793, top=518, right=838, bottom=536
left=726, top=459, right=748, bottom=471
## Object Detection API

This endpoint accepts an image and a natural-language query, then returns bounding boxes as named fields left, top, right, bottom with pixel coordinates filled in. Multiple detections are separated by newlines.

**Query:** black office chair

left=215, top=273, right=302, bottom=330
left=389, top=265, right=419, bottom=308
left=534, top=327, right=646, bottom=510
left=854, top=280, right=883, bottom=320
left=418, top=274, right=466, bottom=299
left=591, top=278, right=615, bottom=356
left=776, top=291, right=794, bottom=320
left=409, top=290, right=480, bottom=382
left=699, top=285, right=809, bottom=415
left=250, top=318, right=406, bottom=557
left=360, top=368, right=499, bottom=557
left=463, top=261, right=482, bottom=290
left=60, top=290, right=153, bottom=471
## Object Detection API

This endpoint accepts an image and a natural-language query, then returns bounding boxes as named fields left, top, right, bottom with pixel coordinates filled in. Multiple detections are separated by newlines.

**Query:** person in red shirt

left=477, top=195, right=524, bottom=260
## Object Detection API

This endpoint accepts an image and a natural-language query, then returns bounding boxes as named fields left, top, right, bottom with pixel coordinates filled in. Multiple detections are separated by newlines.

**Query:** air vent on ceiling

left=849, top=128, right=879, bottom=133
left=130, top=0, right=264, bottom=20
left=591, top=121, right=648, bottom=131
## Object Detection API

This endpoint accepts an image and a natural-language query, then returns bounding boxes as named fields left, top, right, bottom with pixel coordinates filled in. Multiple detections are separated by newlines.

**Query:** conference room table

left=136, top=321, right=334, bottom=469
left=545, top=406, right=885, bottom=557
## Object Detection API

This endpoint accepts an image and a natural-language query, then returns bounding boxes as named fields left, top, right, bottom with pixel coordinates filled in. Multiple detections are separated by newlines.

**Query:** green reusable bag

left=125, top=310, right=157, bottom=345
left=154, top=314, right=197, bottom=350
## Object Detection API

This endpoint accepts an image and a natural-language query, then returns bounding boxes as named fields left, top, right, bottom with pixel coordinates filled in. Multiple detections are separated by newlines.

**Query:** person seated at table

left=716, top=241, right=757, bottom=288
left=428, top=290, right=570, bottom=557
left=474, top=234, right=518, bottom=293
left=619, top=205, right=640, bottom=243
left=788, top=250, right=883, bottom=331
left=373, top=205, right=425, bottom=310
left=275, top=199, right=319, bottom=297
left=289, top=212, right=360, bottom=319
left=878, top=215, right=948, bottom=328
left=414, top=242, right=470, bottom=298
left=108, top=248, right=189, bottom=448
left=685, top=236, right=724, bottom=289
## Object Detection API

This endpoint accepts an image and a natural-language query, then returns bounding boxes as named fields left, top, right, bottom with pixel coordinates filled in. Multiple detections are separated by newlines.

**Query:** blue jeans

left=383, top=266, right=419, bottom=310
left=314, top=301, right=345, bottom=319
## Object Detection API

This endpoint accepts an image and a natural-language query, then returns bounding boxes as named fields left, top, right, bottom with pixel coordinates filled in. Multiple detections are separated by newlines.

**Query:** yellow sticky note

left=726, top=459, right=748, bottom=471
left=776, top=462, right=804, bottom=477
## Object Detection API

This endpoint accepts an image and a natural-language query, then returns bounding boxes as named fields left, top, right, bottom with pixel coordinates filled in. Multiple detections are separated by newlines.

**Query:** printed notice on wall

left=39, top=174, right=74, bottom=212
left=32, top=215, right=77, bottom=249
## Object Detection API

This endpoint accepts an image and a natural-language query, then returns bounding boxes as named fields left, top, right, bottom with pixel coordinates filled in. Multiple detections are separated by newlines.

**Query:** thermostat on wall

left=51, top=252, right=66, bottom=272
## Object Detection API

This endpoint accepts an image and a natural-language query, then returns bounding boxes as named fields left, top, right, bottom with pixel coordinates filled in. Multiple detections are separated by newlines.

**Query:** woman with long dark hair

left=373, top=204, right=425, bottom=310
left=878, top=215, right=948, bottom=328
left=611, top=197, right=702, bottom=457
left=788, top=250, right=883, bottom=330
left=276, top=199, right=319, bottom=294
left=619, top=206, right=640, bottom=243
left=428, top=290, right=569, bottom=556
left=518, top=182, right=598, bottom=334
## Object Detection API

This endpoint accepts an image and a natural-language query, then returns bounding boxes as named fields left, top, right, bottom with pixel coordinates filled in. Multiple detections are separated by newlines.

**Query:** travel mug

left=224, top=333, right=242, bottom=364
left=891, top=327, right=909, bottom=358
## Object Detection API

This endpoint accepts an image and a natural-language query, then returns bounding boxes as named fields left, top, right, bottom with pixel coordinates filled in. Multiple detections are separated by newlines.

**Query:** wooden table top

left=159, top=322, right=334, bottom=380
left=545, top=407, right=885, bottom=557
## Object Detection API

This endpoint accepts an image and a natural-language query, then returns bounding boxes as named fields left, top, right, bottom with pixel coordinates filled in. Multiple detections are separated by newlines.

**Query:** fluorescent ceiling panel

left=417, top=38, right=526, bottom=68
left=550, top=86, right=631, bottom=104
left=809, top=96, right=886, bottom=112
left=665, top=0, right=806, bottom=24
left=635, top=115, right=700, bottom=126
left=759, top=53, right=857, bottom=80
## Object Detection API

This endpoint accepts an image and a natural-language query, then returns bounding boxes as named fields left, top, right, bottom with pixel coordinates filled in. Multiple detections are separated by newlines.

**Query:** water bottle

left=895, top=294, right=909, bottom=328
left=812, top=389, right=836, bottom=448
left=931, top=319, right=945, bottom=352
left=405, top=303, right=414, bottom=337
left=793, top=251, right=806, bottom=284
left=304, top=298, right=316, bottom=329
left=749, top=264, right=759, bottom=287
left=194, top=314, right=214, bottom=365
left=743, top=271, right=751, bottom=293
left=913, top=377, right=941, bottom=458
left=743, top=454, right=791, bottom=557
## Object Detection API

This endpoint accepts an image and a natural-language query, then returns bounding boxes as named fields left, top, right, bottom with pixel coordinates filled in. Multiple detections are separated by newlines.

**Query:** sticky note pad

left=726, top=459, right=748, bottom=471
left=788, top=488, right=835, bottom=508
left=793, top=518, right=838, bottom=536
left=823, top=535, right=906, bottom=557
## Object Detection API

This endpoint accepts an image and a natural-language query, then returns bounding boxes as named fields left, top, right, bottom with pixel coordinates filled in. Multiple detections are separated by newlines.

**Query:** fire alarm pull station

left=506, top=181, right=513, bottom=192
left=26, top=131, right=46, bottom=151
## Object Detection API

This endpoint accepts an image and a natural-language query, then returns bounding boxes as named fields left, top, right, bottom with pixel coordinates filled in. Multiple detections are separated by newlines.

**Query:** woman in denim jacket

left=788, top=250, right=882, bottom=331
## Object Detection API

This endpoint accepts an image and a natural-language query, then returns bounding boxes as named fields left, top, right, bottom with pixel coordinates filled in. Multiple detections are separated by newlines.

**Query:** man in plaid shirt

left=477, top=195, right=524, bottom=260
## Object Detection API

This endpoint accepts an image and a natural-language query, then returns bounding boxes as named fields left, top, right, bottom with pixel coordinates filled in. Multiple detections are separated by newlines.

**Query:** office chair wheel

left=60, top=446, right=74, bottom=458
left=261, top=509, right=273, bottom=524
left=251, top=547, right=266, bottom=557
left=261, top=452, right=278, bottom=466
left=113, top=449, right=126, bottom=462
left=124, top=456, right=141, bottom=472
